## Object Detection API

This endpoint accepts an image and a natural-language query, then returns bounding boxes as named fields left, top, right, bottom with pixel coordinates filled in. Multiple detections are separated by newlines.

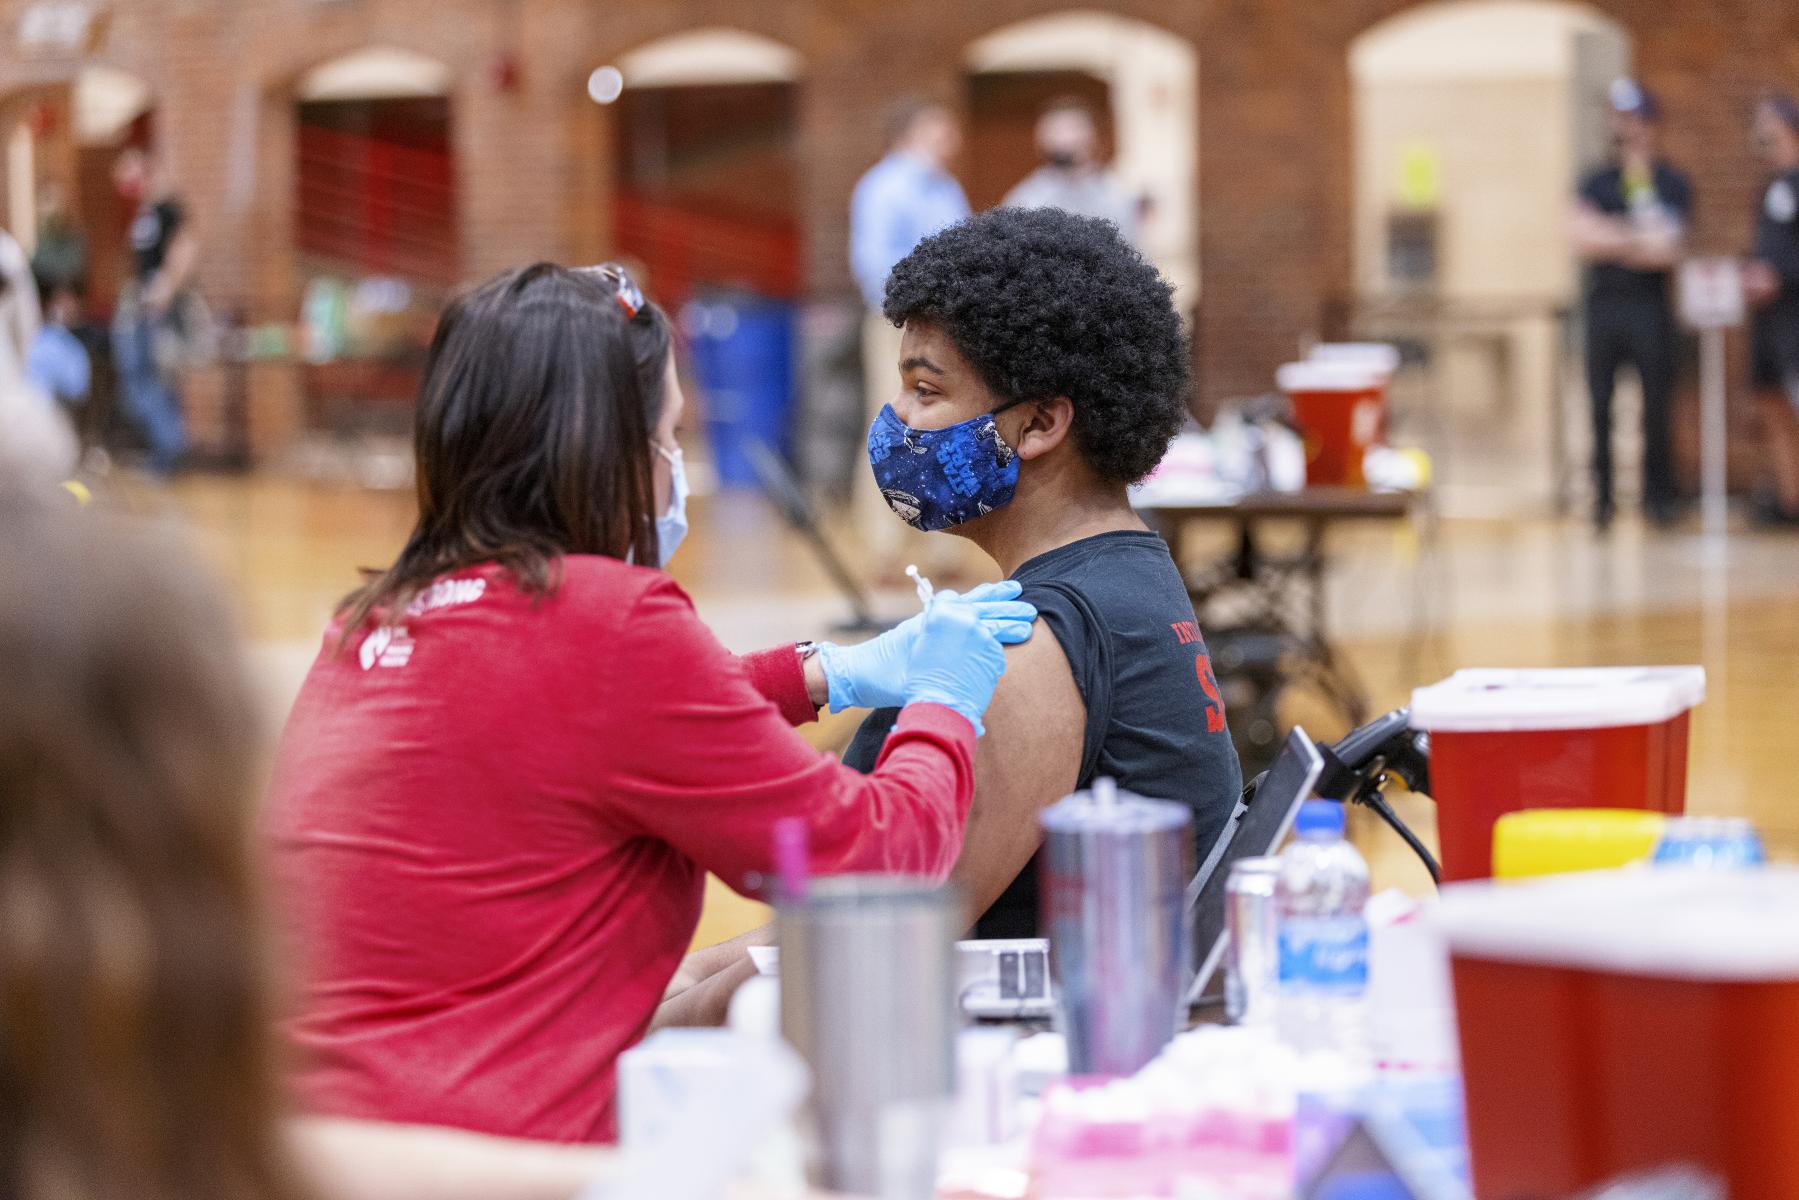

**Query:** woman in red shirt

left=266, top=264, right=1031, bottom=1144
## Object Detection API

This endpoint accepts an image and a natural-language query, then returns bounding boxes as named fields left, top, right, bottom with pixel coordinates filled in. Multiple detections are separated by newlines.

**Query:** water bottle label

left=1278, top=916, right=1369, bottom=993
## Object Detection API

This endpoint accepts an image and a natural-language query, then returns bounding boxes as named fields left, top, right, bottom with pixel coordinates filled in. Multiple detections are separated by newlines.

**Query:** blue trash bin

left=684, top=295, right=796, bottom=488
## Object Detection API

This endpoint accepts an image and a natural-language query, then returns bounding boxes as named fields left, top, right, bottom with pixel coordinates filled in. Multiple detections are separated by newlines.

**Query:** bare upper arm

left=947, top=618, right=1086, bottom=924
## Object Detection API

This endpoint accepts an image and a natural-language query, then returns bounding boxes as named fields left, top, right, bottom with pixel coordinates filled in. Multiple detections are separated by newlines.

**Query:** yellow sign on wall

left=1396, top=140, right=1441, bottom=211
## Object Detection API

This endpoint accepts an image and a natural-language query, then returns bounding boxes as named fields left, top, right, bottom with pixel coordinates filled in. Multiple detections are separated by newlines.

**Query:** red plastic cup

left=1307, top=345, right=1399, bottom=442
left=1410, top=668, right=1705, bottom=882
left=1433, top=869, right=1799, bottom=1199
left=1277, top=361, right=1386, bottom=488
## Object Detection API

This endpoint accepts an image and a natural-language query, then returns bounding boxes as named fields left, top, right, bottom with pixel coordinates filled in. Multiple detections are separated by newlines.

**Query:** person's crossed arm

left=1569, top=200, right=1635, bottom=264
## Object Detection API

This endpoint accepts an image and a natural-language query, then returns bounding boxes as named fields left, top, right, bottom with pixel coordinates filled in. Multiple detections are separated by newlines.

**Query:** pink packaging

left=1031, top=1077, right=1292, bottom=1199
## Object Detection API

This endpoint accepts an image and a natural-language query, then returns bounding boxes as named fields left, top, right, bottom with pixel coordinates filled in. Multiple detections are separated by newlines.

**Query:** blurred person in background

left=850, top=98, right=971, bottom=579
left=27, top=278, right=92, bottom=420
left=30, top=179, right=86, bottom=295
left=0, top=224, right=76, bottom=482
left=1002, top=96, right=1142, bottom=246
left=0, top=489, right=627, bottom=1200
left=0, top=223, right=42, bottom=386
left=267, top=263, right=1028, bottom=1143
left=111, top=146, right=197, bottom=475
left=1571, top=79, right=1691, bottom=530
left=1745, top=94, right=1799, bottom=525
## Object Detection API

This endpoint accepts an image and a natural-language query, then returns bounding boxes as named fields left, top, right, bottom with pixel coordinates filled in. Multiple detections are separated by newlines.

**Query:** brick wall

left=0, top=0, right=1793, bottom=451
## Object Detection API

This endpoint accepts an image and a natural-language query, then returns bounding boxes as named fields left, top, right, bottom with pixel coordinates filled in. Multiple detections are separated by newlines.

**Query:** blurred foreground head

left=0, top=493, right=305, bottom=1200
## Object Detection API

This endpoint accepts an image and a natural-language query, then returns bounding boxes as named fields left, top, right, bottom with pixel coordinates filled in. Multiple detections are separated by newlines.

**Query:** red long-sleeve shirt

left=265, top=556, right=974, bottom=1143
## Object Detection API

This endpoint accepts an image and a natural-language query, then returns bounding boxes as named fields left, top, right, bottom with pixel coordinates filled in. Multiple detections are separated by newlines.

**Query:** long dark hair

left=338, top=263, right=671, bottom=640
left=0, top=491, right=309, bottom=1200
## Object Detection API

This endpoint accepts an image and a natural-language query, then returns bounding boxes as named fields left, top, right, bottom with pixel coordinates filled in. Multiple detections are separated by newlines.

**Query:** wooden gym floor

left=124, top=473, right=1799, bottom=943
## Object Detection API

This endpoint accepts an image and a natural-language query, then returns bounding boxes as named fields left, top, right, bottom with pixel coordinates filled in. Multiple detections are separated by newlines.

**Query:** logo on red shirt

left=359, top=625, right=416, bottom=670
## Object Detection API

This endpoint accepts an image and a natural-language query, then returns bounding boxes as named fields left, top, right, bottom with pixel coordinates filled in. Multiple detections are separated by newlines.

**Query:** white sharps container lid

left=1409, top=666, right=1705, bottom=733
left=1429, top=867, right=1799, bottom=982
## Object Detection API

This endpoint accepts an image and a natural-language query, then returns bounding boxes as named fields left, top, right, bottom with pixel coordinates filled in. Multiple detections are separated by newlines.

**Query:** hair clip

left=581, top=263, right=645, bottom=319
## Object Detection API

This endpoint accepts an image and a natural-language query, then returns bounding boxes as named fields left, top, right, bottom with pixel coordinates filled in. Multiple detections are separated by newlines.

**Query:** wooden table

left=1138, top=488, right=1424, bottom=769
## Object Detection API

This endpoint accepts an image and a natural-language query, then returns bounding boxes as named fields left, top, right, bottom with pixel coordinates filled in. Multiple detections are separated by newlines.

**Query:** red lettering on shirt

left=1195, top=653, right=1227, bottom=733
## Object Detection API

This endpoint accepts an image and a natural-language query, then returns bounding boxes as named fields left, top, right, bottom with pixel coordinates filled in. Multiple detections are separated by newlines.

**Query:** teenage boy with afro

left=842, top=205, right=1243, bottom=934
left=655, top=209, right=1244, bottom=1022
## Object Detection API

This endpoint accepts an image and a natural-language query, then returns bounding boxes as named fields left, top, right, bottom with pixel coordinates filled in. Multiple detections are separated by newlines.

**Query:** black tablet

left=1183, top=727, right=1326, bottom=1006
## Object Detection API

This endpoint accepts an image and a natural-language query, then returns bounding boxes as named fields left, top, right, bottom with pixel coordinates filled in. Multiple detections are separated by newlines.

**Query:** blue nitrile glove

left=816, top=580, right=1035, bottom=713
left=901, top=597, right=1012, bottom=735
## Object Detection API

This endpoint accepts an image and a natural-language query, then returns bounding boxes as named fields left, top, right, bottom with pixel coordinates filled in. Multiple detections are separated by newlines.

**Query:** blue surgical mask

left=654, top=444, right=689, bottom=566
left=867, top=402, right=1021, bottom=532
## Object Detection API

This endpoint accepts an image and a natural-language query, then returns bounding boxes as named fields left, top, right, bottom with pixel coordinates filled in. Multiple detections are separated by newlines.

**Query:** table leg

left=1301, top=517, right=1370, bottom=727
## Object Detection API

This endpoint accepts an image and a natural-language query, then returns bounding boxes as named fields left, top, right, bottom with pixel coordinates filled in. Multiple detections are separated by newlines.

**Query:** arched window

left=600, top=28, right=805, bottom=306
left=295, top=46, right=458, bottom=288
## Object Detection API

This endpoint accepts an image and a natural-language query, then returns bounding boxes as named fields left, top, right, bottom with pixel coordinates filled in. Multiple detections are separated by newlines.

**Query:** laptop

left=1183, top=727, right=1326, bottom=1007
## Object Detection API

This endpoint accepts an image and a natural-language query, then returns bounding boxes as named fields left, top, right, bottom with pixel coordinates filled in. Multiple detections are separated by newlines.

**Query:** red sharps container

left=1432, top=868, right=1799, bottom=1199
left=1410, top=667, right=1705, bottom=881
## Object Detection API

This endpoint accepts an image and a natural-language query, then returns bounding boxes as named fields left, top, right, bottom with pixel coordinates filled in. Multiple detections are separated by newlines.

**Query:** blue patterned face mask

left=867, top=402, right=1023, bottom=532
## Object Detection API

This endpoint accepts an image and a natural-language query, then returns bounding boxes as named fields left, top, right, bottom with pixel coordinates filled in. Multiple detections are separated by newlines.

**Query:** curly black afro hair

left=882, top=206, right=1189, bottom=484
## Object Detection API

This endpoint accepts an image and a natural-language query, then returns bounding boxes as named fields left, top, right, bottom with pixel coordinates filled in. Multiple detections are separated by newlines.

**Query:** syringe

left=905, top=563, right=935, bottom=610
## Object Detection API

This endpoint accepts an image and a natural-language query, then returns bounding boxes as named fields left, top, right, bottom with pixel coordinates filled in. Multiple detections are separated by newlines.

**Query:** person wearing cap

left=1002, top=96, right=1143, bottom=247
left=1570, top=79, right=1692, bottom=530
left=1744, top=94, right=1799, bottom=524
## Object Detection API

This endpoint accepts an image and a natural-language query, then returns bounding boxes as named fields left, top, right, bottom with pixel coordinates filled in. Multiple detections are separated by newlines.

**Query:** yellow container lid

left=1491, top=809, right=1668, bottom=880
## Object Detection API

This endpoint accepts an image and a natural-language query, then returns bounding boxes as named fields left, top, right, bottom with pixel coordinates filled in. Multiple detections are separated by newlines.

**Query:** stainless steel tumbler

left=1040, top=779, right=1194, bottom=1076
left=779, top=875, right=960, bottom=1200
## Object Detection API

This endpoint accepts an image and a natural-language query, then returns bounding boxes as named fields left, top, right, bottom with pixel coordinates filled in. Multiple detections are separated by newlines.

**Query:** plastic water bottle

left=1276, top=801, right=1371, bottom=1061
left=1651, top=816, right=1766, bottom=869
